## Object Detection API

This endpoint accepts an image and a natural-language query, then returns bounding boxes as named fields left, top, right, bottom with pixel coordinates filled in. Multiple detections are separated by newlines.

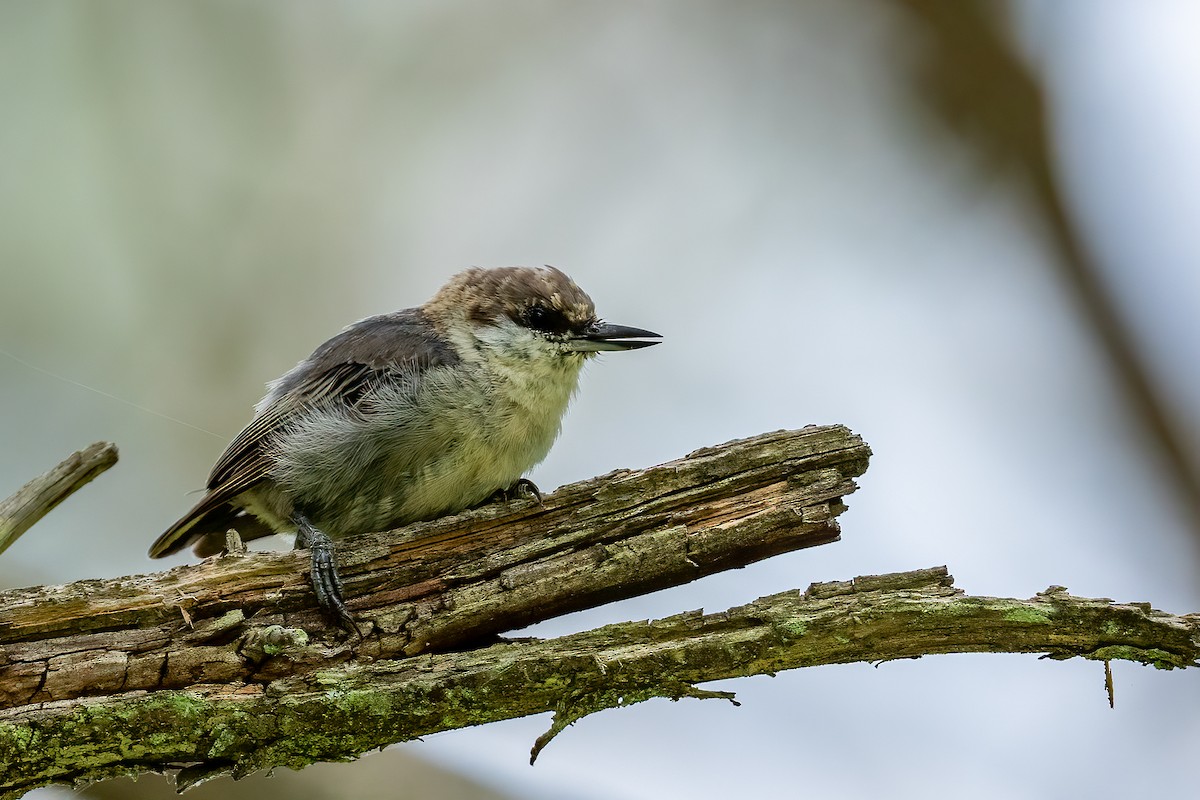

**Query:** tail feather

left=149, top=497, right=276, bottom=558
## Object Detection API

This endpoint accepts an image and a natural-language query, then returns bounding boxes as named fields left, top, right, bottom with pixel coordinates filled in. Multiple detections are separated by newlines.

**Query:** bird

left=149, top=266, right=661, bottom=629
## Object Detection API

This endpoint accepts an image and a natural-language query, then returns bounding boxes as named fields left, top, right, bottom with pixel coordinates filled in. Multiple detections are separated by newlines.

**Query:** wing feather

left=149, top=309, right=459, bottom=557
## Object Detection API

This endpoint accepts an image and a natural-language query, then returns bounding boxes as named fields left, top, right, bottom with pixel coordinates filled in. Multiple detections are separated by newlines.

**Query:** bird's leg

left=510, top=478, right=543, bottom=503
left=292, top=512, right=357, bottom=634
left=487, top=478, right=543, bottom=505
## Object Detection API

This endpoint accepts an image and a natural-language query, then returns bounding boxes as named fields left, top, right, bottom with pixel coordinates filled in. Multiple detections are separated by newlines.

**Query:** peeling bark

left=2, top=426, right=1195, bottom=797
left=0, top=426, right=866, bottom=711
left=3, top=566, right=1197, bottom=797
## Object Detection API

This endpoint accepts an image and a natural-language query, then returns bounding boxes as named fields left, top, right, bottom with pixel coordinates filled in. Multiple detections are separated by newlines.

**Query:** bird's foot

left=293, top=513, right=359, bottom=636
left=489, top=478, right=543, bottom=505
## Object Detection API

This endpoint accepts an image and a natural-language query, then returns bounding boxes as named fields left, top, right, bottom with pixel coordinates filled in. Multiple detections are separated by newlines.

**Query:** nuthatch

left=149, top=266, right=660, bottom=628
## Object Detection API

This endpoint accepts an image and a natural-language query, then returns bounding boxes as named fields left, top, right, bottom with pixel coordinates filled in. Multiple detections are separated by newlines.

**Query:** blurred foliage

left=4, top=2, right=1197, bottom=799
left=893, top=0, right=1200, bottom=534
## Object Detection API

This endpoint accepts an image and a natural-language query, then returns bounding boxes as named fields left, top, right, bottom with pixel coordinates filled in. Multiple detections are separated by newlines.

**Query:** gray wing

left=149, top=309, right=459, bottom=558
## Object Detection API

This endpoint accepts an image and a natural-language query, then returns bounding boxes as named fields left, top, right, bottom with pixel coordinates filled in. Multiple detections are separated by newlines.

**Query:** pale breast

left=265, top=356, right=582, bottom=536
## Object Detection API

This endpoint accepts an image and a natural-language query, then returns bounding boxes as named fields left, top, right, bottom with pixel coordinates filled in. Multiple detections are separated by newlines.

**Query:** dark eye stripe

left=523, top=304, right=571, bottom=335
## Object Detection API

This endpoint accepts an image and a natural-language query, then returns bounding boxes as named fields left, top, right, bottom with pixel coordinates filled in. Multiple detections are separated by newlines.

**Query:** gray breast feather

left=265, top=364, right=531, bottom=533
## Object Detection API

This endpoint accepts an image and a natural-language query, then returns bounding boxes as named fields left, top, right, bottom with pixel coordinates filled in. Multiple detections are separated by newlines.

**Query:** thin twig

left=0, top=442, right=118, bottom=557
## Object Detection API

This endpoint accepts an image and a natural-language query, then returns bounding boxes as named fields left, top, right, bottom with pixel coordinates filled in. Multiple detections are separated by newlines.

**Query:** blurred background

left=3, top=1, right=1199, bottom=798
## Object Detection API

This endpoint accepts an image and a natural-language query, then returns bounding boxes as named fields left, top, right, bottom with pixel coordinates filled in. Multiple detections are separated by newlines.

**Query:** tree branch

left=1, top=425, right=867, bottom=711
left=3, top=566, right=1197, bottom=796
left=0, top=442, right=118, bottom=556
left=2, top=426, right=1196, bottom=796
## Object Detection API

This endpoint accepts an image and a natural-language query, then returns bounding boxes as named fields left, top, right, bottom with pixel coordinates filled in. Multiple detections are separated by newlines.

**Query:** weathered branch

left=3, top=566, right=1197, bottom=796
left=2, top=426, right=1196, bottom=797
left=0, top=425, right=867, bottom=710
left=0, top=442, right=118, bottom=556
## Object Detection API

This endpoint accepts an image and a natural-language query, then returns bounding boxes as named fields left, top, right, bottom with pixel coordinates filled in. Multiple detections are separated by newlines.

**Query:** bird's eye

left=523, top=304, right=570, bottom=334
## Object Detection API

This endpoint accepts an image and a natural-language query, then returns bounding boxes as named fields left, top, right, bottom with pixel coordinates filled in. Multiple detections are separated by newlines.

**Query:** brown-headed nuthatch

left=149, top=266, right=661, bottom=629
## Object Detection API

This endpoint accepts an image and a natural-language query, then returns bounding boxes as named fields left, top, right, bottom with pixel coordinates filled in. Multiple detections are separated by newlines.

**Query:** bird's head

left=424, top=266, right=661, bottom=365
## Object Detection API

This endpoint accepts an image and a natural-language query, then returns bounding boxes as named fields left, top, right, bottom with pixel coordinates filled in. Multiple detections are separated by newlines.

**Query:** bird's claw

left=490, top=478, right=543, bottom=505
left=510, top=478, right=543, bottom=503
left=294, top=514, right=360, bottom=637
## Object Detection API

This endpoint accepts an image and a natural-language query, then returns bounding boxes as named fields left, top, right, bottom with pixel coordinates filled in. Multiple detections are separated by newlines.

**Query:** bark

left=1, top=426, right=1196, bottom=796
left=1, top=425, right=866, bottom=711
left=3, top=566, right=1197, bottom=797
